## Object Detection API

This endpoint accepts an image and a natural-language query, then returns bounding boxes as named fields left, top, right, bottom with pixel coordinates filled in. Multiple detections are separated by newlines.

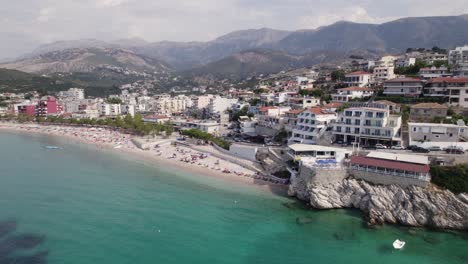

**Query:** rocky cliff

left=288, top=177, right=468, bottom=230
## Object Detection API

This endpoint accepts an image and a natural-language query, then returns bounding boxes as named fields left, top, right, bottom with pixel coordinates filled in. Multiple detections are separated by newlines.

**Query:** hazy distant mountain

left=181, top=49, right=343, bottom=80
left=275, top=15, right=468, bottom=54
left=9, top=14, right=468, bottom=79
left=133, top=28, right=291, bottom=70
left=0, top=47, right=171, bottom=74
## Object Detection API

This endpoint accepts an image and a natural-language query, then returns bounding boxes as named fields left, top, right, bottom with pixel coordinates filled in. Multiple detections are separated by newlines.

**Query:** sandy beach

left=0, top=122, right=287, bottom=194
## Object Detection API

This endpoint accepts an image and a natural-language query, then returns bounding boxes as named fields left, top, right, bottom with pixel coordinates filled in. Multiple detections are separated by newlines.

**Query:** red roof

left=306, top=107, right=334, bottom=115
left=347, top=71, right=371, bottom=75
left=385, top=77, right=422, bottom=83
left=258, top=106, right=277, bottom=112
left=337, top=86, right=371, bottom=91
left=351, top=156, right=429, bottom=173
left=427, top=77, right=468, bottom=84
left=285, top=109, right=304, bottom=115
left=323, top=102, right=343, bottom=108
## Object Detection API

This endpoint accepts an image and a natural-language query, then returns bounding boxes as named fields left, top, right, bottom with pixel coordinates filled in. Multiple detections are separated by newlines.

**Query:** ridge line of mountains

left=2, top=14, right=468, bottom=80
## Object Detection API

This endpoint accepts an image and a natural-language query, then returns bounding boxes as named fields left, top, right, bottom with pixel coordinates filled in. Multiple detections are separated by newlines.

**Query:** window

left=355, top=120, right=361, bottom=126
left=345, top=111, right=352, bottom=117
left=345, top=127, right=351, bottom=133
left=346, top=119, right=351, bottom=125
left=354, top=111, right=362, bottom=117
left=366, top=112, right=374, bottom=118
left=365, top=128, right=370, bottom=135
left=376, top=112, right=385, bottom=118
left=376, top=121, right=382, bottom=127
left=354, top=128, right=360, bottom=134
left=365, top=120, right=371, bottom=126
left=336, top=126, right=342, bottom=132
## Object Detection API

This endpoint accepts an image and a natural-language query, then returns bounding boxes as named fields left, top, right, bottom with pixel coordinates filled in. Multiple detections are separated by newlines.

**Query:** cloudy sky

left=1, top=0, right=468, bottom=59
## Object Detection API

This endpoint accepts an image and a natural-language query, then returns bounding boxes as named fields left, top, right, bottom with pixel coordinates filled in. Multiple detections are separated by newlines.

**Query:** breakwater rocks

left=288, top=178, right=468, bottom=230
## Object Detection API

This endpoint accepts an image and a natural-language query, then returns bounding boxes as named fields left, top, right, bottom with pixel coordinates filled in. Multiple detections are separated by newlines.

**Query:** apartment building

left=409, top=103, right=448, bottom=121
left=99, top=103, right=121, bottom=116
left=331, top=87, right=374, bottom=103
left=255, top=106, right=291, bottom=137
left=289, top=107, right=337, bottom=145
left=287, top=96, right=320, bottom=109
left=373, top=65, right=396, bottom=82
left=409, top=122, right=468, bottom=144
left=449, top=46, right=468, bottom=76
left=333, top=103, right=402, bottom=146
left=208, top=96, right=238, bottom=114
left=419, top=66, right=451, bottom=79
left=425, top=77, right=468, bottom=107
left=383, top=78, right=424, bottom=96
left=344, top=71, right=373, bottom=87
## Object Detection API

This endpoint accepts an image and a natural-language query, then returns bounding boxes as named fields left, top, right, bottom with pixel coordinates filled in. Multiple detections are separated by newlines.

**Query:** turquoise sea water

left=0, top=132, right=467, bottom=264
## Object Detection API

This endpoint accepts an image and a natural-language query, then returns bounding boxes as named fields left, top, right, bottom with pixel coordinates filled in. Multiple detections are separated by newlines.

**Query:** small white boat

left=393, top=239, right=406, bottom=249
left=45, top=146, right=60, bottom=150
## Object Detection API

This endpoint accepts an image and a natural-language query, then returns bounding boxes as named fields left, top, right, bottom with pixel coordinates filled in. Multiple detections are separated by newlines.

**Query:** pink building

left=17, top=105, right=36, bottom=116
left=36, top=96, right=58, bottom=116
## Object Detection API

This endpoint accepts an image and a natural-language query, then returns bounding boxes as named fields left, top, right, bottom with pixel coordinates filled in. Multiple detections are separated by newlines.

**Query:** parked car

left=412, top=147, right=430, bottom=153
left=445, top=147, right=465, bottom=154
left=362, top=145, right=376, bottom=150
left=428, top=146, right=442, bottom=151
left=407, top=145, right=419, bottom=151
left=375, top=144, right=387, bottom=149
left=390, top=145, right=405, bottom=150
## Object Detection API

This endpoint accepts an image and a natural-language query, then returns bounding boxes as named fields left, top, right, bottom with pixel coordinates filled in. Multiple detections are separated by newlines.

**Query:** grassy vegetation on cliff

left=430, top=164, right=468, bottom=194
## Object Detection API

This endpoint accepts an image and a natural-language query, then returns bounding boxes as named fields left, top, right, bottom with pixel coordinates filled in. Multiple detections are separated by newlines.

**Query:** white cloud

left=96, top=0, right=128, bottom=8
left=37, top=7, right=56, bottom=22
left=0, top=0, right=467, bottom=59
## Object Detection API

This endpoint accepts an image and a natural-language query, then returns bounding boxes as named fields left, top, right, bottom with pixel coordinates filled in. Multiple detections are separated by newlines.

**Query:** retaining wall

left=349, top=170, right=429, bottom=187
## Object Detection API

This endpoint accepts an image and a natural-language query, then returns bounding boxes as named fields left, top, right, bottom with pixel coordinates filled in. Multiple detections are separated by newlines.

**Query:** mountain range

left=2, top=14, right=468, bottom=79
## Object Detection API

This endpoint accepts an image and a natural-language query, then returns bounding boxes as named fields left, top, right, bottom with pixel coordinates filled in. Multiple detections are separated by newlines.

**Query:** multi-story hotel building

left=289, top=108, right=337, bottom=145
left=333, top=103, right=402, bottom=146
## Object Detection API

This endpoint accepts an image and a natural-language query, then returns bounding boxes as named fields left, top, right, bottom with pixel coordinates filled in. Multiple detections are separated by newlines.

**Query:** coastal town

left=1, top=45, right=468, bottom=229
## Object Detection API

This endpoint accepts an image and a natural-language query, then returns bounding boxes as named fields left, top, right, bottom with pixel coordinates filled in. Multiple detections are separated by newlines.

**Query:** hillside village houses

left=344, top=71, right=373, bottom=87
left=331, top=87, right=374, bottom=103
left=419, top=66, right=452, bottom=79
left=410, top=103, right=448, bottom=121
left=383, top=77, right=424, bottom=96
left=449, top=45, right=468, bottom=76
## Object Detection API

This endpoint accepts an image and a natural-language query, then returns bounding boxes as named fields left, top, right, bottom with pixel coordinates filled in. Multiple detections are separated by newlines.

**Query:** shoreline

left=0, top=122, right=288, bottom=195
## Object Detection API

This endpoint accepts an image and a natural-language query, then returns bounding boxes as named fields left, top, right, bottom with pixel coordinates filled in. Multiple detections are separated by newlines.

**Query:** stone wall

left=299, top=165, right=348, bottom=185
left=349, top=170, right=429, bottom=188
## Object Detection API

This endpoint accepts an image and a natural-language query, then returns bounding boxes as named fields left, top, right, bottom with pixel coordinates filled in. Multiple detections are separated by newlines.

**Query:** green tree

left=107, top=98, right=123, bottom=104
left=331, top=70, right=345, bottom=82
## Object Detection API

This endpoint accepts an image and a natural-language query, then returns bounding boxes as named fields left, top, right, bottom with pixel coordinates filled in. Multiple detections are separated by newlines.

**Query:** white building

left=122, top=105, right=136, bottom=117
left=383, top=78, right=424, bottom=96
left=449, top=46, right=468, bottom=77
left=193, top=95, right=213, bottom=109
left=376, top=55, right=397, bottom=67
left=409, top=122, right=468, bottom=150
left=174, top=119, right=221, bottom=135
left=58, top=88, right=85, bottom=100
left=287, top=96, right=321, bottom=109
left=208, top=96, right=238, bottom=114
left=395, top=57, right=416, bottom=68
left=331, top=87, right=374, bottom=103
left=419, top=66, right=451, bottom=79
left=344, top=71, right=373, bottom=87
left=239, top=116, right=257, bottom=137
left=424, top=77, right=468, bottom=107
left=333, top=103, right=402, bottom=146
left=99, top=103, right=121, bottom=116
left=289, top=108, right=337, bottom=144
left=155, top=94, right=191, bottom=114
left=373, top=65, right=396, bottom=82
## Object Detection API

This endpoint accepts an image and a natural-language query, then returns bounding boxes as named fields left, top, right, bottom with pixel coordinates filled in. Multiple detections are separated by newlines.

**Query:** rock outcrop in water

left=288, top=178, right=468, bottom=230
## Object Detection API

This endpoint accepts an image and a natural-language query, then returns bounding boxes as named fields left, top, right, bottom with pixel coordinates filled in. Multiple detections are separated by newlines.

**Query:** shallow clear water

left=0, top=132, right=467, bottom=264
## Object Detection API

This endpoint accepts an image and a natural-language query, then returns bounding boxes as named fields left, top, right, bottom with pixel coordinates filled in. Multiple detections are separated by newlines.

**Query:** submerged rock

left=288, top=178, right=468, bottom=230
left=295, top=217, right=314, bottom=226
